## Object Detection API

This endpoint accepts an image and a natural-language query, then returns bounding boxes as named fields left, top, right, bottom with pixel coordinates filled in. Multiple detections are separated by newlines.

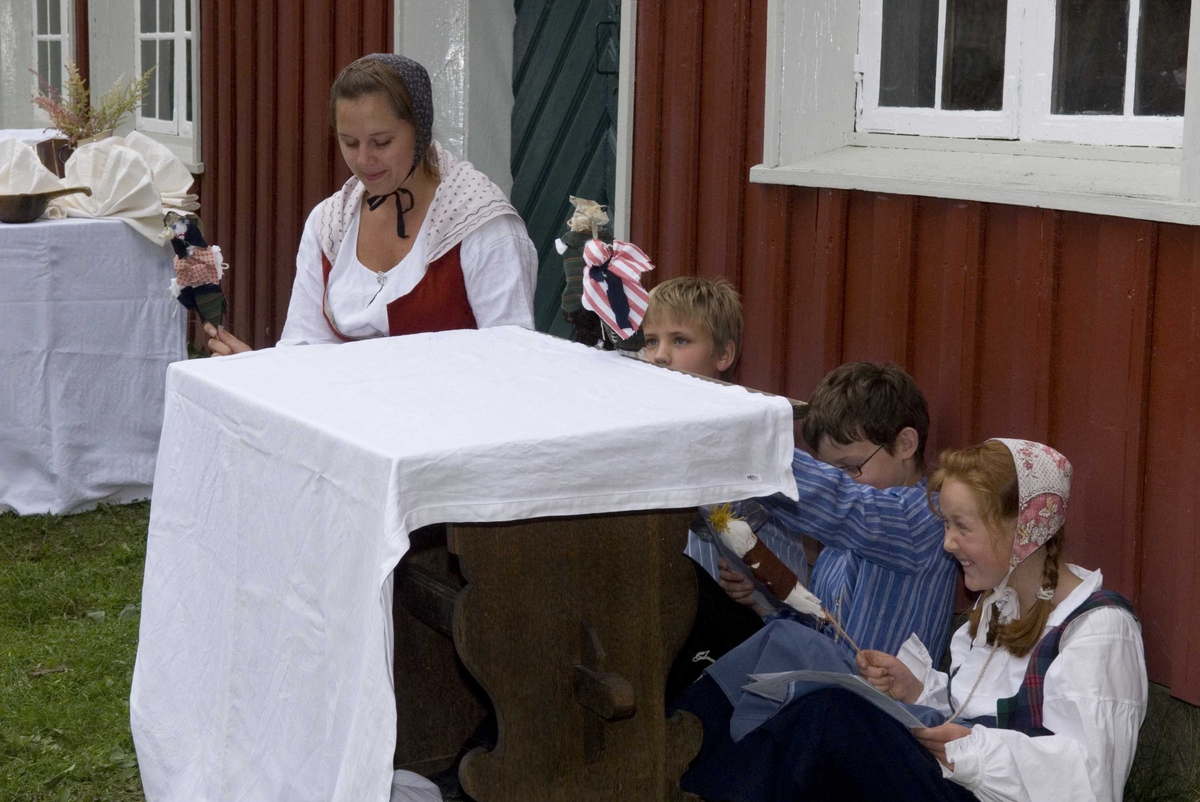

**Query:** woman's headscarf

left=354, top=53, right=435, bottom=239
left=360, top=53, right=433, bottom=174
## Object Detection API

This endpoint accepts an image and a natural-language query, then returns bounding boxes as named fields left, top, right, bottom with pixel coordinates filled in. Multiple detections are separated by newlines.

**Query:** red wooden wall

left=198, top=0, right=392, bottom=347
left=631, top=0, right=1200, bottom=704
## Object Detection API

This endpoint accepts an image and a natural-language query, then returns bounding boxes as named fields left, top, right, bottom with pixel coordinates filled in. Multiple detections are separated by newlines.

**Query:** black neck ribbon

left=366, top=187, right=416, bottom=239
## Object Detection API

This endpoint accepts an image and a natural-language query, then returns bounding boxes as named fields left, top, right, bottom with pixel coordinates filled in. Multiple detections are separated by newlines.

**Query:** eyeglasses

left=841, top=444, right=885, bottom=479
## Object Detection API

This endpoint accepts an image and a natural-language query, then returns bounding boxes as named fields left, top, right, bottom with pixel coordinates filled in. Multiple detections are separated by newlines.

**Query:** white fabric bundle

left=0, top=138, right=66, bottom=218
left=719, top=518, right=759, bottom=555
left=55, top=139, right=165, bottom=242
left=122, top=130, right=199, bottom=214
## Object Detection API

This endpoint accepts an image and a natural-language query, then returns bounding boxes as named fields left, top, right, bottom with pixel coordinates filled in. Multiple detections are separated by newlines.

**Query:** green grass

left=1, top=503, right=149, bottom=802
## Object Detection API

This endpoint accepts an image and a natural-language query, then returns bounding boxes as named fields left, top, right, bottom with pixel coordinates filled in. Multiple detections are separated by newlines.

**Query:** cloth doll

left=555, top=196, right=651, bottom=350
left=164, top=212, right=228, bottom=327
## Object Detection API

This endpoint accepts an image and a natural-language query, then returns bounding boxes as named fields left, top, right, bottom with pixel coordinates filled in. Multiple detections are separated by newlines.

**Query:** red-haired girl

left=674, top=439, right=1147, bottom=802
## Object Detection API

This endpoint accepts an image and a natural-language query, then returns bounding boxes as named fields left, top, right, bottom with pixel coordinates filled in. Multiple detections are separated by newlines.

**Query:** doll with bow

left=555, top=196, right=654, bottom=348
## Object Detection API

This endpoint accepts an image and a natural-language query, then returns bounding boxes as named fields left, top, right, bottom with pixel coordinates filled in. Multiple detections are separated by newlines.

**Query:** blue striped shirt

left=758, top=450, right=959, bottom=663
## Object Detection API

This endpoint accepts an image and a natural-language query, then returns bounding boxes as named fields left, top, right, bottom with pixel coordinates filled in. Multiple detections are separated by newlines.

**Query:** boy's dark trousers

left=673, top=675, right=977, bottom=802
left=665, top=558, right=766, bottom=706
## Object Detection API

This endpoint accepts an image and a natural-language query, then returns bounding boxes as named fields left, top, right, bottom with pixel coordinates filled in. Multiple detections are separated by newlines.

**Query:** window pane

left=140, top=0, right=156, bottom=33
left=36, top=0, right=47, bottom=36
left=1052, top=0, right=1129, bottom=114
left=1135, top=0, right=1189, bottom=116
left=942, top=0, right=1008, bottom=110
left=37, top=41, right=49, bottom=88
left=160, top=0, right=174, bottom=33
left=48, top=0, right=61, bottom=35
left=142, top=40, right=157, bottom=118
left=185, top=0, right=192, bottom=32
left=159, top=40, right=175, bottom=122
left=49, top=41, right=62, bottom=94
left=186, top=39, right=193, bottom=122
left=879, top=0, right=939, bottom=107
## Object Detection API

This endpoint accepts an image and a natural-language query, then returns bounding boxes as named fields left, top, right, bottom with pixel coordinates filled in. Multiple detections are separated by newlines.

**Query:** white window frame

left=856, top=0, right=1021, bottom=139
left=753, top=0, right=1200, bottom=226
left=857, top=0, right=1185, bottom=147
left=31, top=0, right=72, bottom=103
left=1019, top=0, right=1183, bottom=147
left=134, top=0, right=194, bottom=139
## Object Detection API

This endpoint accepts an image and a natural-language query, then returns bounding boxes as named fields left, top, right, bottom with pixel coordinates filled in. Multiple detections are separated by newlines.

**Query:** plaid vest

left=995, top=589, right=1136, bottom=736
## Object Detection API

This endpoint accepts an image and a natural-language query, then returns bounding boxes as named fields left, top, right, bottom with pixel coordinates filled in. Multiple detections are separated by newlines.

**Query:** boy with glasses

left=716, top=362, right=958, bottom=667
left=638, top=279, right=954, bottom=702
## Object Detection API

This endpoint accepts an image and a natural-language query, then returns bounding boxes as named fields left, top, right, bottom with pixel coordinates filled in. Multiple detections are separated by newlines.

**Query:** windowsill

left=751, top=141, right=1200, bottom=225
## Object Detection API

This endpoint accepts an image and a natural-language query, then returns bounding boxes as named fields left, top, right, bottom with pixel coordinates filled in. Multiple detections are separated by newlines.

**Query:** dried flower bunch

left=30, top=61, right=153, bottom=145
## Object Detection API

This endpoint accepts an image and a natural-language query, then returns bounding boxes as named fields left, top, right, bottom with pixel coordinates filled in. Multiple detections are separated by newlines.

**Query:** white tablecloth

left=131, top=327, right=798, bottom=802
left=0, top=218, right=186, bottom=514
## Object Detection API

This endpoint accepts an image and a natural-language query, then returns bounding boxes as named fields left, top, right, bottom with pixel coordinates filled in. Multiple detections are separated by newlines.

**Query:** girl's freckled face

left=939, top=478, right=1013, bottom=592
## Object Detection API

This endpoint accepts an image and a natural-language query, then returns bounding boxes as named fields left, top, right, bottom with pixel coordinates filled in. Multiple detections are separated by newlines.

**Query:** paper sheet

left=744, top=670, right=928, bottom=729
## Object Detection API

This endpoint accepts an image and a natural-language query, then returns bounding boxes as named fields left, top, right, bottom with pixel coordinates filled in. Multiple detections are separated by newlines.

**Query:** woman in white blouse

left=673, top=438, right=1146, bottom=802
left=206, top=53, right=536, bottom=355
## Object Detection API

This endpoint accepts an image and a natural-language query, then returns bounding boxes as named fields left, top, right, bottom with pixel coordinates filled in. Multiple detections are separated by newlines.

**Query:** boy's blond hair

left=645, top=277, right=743, bottom=380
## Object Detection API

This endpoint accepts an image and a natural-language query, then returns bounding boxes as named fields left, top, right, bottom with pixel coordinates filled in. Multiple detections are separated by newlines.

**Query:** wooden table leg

left=392, top=526, right=488, bottom=775
left=448, top=509, right=703, bottom=801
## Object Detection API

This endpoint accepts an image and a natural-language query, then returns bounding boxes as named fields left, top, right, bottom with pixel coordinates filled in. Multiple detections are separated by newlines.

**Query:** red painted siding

left=198, top=1, right=392, bottom=347
left=632, top=0, right=1200, bottom=703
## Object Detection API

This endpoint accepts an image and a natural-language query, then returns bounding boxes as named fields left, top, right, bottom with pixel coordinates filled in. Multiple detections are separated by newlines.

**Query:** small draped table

left=130, top=327, right=798, bottom=802
left=0, top=218, right=186, bottom=515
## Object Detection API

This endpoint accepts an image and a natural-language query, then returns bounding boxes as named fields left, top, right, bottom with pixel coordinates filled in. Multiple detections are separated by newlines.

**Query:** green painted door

left=512, top=0, right=621, bottom=337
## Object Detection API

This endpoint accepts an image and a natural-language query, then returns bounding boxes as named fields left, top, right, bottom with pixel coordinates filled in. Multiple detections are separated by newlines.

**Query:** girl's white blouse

left=900, top=566, right=1147, bottom=802
left=277, top=200, right=537, bottom=346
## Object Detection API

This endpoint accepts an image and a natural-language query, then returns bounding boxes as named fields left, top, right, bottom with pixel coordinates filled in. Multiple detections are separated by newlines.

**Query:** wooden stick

left=821, top=606, right=862, bottom=656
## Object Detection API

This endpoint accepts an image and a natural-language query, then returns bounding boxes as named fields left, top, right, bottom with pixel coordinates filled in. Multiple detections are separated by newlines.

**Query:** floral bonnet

left=990, top=438, right=1072, bottom=569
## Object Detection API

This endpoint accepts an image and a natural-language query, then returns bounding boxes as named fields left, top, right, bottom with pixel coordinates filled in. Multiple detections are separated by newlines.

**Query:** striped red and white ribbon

left=580, top=239, right=654, bottom=339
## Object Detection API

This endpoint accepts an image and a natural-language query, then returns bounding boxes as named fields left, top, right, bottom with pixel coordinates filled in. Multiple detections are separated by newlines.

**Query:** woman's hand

left=856, top=649, right=923, bottom=703
left=912, top=723, right=972, bottom=770
left=204, top=323, right=252, bottom=356
left=717, top=557, right=769, bottom=617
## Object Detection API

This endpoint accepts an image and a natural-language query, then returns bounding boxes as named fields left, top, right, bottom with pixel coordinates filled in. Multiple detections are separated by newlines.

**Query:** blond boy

left=642, top=277, right=741, bottom=381
left=644, top=277, right=816, bottom=701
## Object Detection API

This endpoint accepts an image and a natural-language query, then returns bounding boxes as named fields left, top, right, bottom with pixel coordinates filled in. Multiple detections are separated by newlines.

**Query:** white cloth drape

left=0, top=138, right=66, bottom=212
left=131, top=327, right=799, bottom=802
left=55, top=139, right=165, bottom=241
left=0, top=218, right=187, bottom=514
left=121, top=131, right=199, bottom=214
